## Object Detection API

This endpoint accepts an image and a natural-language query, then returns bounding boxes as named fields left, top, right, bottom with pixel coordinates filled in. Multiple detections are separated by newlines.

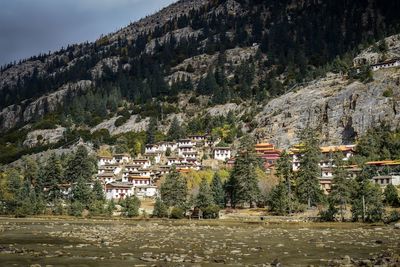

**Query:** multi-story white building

left=373, top=175, right=400, bottom=187
left=98, top=156, right=114, bottom=166
left=214, top=147, right=231, bottom=161
left=132, top=159, right=151, bottom=169
left=113, top=153, right=131, bottom=164
left=97, top=172, right=117, bottom=184
left=144, top=152, right=162, bottom=164
left=105, top=183, right=135, bottom=200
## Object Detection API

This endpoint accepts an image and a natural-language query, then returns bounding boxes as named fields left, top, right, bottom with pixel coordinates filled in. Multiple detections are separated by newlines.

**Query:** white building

left=101, top=163, right=122, bottom=175
left=167, top=157, right=185, bottom=166
left=371, top=58, right=400, bottom=71
left=113, top=154, right=131, bottom=164
left=132, top=159, right=151, bottom=169
left=373, top=175, right=400, bottom=187
left=178, top=139, right=195, bottom=147
left=145, top=144, right=159, bottom=154
left=214, top=147, right=231, bottom=161
left=97, top=172, right=116, bottom=184
left=105, top=183, right=135, bottom=200
left=188, top=134, right=207, bottom=142
left=158, top=142, right=178, bottom=152
left=144, top=152, right=162, bottom=164
left=134, top=185, right=158, bottom=198
left=127, top=175, right=151, bottom=187
left=98, top=156, right=114, bottom=166
left=182, top=151, right=198, bottom=159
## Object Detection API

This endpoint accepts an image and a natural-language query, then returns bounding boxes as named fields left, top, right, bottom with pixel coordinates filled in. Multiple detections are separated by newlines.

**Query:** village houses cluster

left=97, top=134, right=231, bottom=200
left=96, top=135, right=400, bottom=200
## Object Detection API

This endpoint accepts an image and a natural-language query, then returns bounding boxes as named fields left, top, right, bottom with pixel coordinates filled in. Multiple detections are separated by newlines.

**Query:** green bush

left=202, top=205, right=220, bottom=219
left=318, top=201, right=338, bottom=222
left=383, top=88, right=394, bottom=98
left=89, top=200, right=106, bottom=216
left=121, top=196, right=141, bottom=217
left=383, top=210, right=400, bottom=224
left=115, top=116, right=128, bottom=127
left=170, top=207, right=185, bottom=219
left=33, top=119, right=57, bottom=130
left=152, top=198, right=169, bottom=218
left=69, top=201, right=84, bottom=217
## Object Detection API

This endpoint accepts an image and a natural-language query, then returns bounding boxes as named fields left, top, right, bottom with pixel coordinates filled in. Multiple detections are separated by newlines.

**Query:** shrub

left=89, top=200, right=106, bottom=216
left=170, top=207, right=185, bottom=219
left=383, top=88, right=394, bottom=98
left=383, top=210, right=400, bottom=224
left=318, top=201, right=338, bottom=222
left=33, top=119, right=57, bottom=130
left=152, top=198, right=169, bottom=218
left=69, top=201, right=84, bottom=217
left=121, top=196, right=141, bottom=217
left=115, top=116, right=128, bottom=127
left=202, top=205, right=220, bottom=219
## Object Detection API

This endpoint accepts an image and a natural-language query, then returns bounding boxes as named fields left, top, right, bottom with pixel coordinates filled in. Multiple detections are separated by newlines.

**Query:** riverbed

left=0, top=218, right=399, bottom=266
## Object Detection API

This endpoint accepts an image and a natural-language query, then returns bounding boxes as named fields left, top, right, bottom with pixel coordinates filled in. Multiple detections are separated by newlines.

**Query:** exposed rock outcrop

left=255, top=70, right=400, bottom=148
left=0, top=80, right=92, bottom=131
left=23, top=127, right=66, bottom=148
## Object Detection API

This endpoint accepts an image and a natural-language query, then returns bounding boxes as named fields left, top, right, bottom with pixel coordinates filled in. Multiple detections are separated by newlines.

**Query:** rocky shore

left=0, top=218, right=399, bottom=266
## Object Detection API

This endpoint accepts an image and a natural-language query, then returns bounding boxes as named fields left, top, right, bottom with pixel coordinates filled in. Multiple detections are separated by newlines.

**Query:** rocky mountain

left=1, top=0, right=400, bottom=164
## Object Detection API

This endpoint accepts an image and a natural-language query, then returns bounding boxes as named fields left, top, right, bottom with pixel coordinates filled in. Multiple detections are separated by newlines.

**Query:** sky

left=0, top=0, right=177, bottom=66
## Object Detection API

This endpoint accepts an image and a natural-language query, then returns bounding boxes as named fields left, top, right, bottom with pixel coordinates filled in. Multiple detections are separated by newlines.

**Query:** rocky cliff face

left=254, top=70, right=400, bottom=148
left=0, top=80, right=92, bottom=130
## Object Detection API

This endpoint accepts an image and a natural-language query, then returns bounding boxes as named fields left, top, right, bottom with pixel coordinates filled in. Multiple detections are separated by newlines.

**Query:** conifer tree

left=211, top=172, right=225, bottom=208
left=275, top=150, right=293, bottom=212
left=351, top=166, right=384, bottom=222
left=146, top=117, right=158, bottom=144
left=71, top=178, right=93, bottom=207
left=268, top=182, right=290, bottom=215
left=92, top=180, right=105, bottom=201
left=296, top=129, right=323, bottom=208
left=196, top=178, right=214, bottom=209
left=330, top=152, right=351, bottom=221
left=41, top=153, right=63, bottom=202
left=167, top=117, right=183, bottom=141
left=64, top=146, right=95, bottom=183
left=383, top=184, right=399, bottom=207
left=160, top=168, right=187, bottom=208
left=226, top=136, right=260, bottom=208
left=152, top=197, right=169, bottom=218
left=122, top=195, right=141, bottom=217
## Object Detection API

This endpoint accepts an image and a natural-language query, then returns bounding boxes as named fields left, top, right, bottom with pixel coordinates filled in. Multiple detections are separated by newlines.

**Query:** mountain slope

left=1, top=0, right=400, bottom=164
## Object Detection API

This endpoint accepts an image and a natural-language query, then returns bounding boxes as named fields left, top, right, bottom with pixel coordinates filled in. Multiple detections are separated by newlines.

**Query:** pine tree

left=296, top=129, right=323, bottom=208
left=41, top=153, right=63, bottom=202
left=268, top=182, right=290, bottom=215
left=330, top=152, right=351, bottom=221
left=160, top=168, right=187, bottom=208
left=226, top=136, right=260, bottom=208
left=196, top=178, right=214, bottom=209
left=146, top=117, right=158, bottom=144
left=71, top=178, right=93, bottom=207
left=167, top=117, right=183, bottom=141
left=211, top=172, right=225, bottom=208
left=64, top=146, right=95, bottom=183
left=351, top=166, right=384, bottom=222
left=92, top=180, right=105, bottom=201
left=122, top=195, right=141, bottom=217
left=275, top=150, right=293, bottom=213
left=22, top=156, right=38, bottom=185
